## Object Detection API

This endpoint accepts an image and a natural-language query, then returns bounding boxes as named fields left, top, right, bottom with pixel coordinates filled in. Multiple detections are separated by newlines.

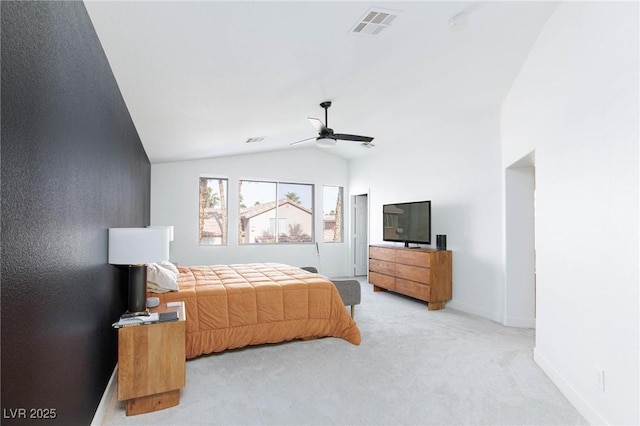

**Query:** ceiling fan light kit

left=316, top=136, right=337, bottom=148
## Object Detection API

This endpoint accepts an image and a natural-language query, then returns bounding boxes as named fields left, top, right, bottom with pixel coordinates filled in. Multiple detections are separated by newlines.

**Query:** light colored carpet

left=102, top=279, right=587, bottom=425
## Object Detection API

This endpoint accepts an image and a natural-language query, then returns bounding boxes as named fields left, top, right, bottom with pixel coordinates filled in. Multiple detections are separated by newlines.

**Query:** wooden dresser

left=369, top=245, right=452, bottom=310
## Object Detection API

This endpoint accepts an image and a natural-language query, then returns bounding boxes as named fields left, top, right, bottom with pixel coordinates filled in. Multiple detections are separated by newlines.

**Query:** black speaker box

left=436, top=234, right=447, bottom=250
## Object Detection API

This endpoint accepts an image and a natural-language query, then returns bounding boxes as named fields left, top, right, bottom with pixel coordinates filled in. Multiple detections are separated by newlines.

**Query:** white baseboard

left=533, top=349, right=606, bottom=425
left=91, top=365, right=117, bottom=426
left=503, top=315, right=536, bottom=328
left=446, top=299, right=503, bottom=323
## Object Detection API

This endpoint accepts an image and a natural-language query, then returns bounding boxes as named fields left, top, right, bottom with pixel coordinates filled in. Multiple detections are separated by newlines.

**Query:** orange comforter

left=150, top=263, right=361, bottom=359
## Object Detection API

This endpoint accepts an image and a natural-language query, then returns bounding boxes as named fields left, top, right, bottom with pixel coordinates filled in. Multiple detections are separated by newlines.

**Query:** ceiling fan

left=290, top=101, right=375, bottom=148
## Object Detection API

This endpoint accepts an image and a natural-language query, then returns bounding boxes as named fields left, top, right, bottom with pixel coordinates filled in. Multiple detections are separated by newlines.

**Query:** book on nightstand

left=112, top=312, right=159, bottom=328
left=159, top=311, right=179, bottom=322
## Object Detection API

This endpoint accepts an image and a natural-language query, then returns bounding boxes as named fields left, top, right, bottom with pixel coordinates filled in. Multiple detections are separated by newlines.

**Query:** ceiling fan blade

left=334, top=133, right=374, bottom=143
left=290, top=136, right=316, bottom=146
left=308, top=117, right=327, bottom=134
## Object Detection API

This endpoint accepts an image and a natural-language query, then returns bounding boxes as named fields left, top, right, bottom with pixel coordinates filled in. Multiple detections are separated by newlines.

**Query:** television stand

left=369, top=245, right=452, bottom=310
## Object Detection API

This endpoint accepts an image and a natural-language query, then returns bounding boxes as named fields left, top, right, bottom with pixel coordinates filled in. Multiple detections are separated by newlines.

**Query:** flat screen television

left=383, top=200, right=431, bottom=247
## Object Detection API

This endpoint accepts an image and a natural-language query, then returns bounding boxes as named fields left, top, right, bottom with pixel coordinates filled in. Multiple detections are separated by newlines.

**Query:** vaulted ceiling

left=84, top=1, right=558, bottom=163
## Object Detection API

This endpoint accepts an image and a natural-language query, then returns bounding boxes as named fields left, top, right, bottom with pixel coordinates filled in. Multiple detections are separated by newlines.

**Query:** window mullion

left=274, top=183, right=279, bottom=243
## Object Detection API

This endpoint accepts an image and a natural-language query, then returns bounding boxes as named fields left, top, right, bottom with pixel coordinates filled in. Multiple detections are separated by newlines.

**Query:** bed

left=147, top=263, right=361, bottom=359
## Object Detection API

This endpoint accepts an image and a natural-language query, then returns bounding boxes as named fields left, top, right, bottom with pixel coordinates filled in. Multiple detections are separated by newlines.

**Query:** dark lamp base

left=127, top=265, right=148, bottom=314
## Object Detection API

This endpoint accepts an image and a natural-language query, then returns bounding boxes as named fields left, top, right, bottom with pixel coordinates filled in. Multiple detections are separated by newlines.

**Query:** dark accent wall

left=1, top=2, right=150, bottom=424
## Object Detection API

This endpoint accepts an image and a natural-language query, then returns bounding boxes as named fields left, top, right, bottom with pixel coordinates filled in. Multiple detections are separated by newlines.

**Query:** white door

left=353, top=194, right=368, bottom=276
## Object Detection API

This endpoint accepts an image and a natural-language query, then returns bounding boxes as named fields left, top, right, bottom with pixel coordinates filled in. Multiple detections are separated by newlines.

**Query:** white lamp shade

left=108, top=228, right=170, bottom=265
left=316, top=136, right=336, bottom=148
left=147, top=225, right=174, bottom=241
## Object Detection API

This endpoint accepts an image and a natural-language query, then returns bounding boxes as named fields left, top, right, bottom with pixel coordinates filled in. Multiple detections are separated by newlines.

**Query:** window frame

left=322, top=185, right=344, bottom=243
left=238, top=179, right=314, bottom=245
left=198, top=176, right=229, bottom=246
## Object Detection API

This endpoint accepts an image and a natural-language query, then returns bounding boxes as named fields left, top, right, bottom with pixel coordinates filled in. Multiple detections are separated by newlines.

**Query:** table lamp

left=147, top=225, right=174, bottom=242
left=108, top=227, right=170, bottom=317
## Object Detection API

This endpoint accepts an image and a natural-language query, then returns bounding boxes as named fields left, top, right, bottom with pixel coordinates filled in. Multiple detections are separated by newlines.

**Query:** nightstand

left=117, top=302, right=186, bottom=416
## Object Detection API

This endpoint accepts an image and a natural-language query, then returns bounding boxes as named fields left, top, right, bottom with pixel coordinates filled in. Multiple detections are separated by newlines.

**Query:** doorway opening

left=504, top=151, right=536, bottom=328
left=353, top=193, right=368, bottom=276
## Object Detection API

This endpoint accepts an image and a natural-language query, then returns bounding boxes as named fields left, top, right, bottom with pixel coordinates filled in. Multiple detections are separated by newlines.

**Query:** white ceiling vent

left=245, top=136, right=265, bottom=144
left=351, top=8, right=400, bottom=36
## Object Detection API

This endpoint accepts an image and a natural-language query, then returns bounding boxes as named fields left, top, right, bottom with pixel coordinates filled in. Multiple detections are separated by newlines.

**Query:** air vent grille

left=351, top=8, right=400, bottom=36
left=245, top=136, right=265, bottom=144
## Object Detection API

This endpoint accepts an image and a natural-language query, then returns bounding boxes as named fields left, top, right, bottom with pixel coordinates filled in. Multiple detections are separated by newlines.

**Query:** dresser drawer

left=396, top=264, right=430, bottom=285
left=396, top=250, right=431, bottom=268
left=370, top=272, right=395, bottom=289
left=395, top=278, right=430, bottom=301
left=370, top=246, right=395, bottom=262
left=369, top=259, right=395, bottom=276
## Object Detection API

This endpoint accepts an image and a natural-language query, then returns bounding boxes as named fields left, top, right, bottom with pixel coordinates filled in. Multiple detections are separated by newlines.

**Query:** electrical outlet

left=597, top=369, right=605, bottom=391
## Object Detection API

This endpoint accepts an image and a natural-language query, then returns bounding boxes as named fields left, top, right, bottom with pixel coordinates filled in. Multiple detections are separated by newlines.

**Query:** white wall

left=350, top=108, right=505, bottom=322
left=148, top=5, right=638, bottom=422
left=151, top=148, right=351, bottom=277
left=501, top=2, right=639, bottom=424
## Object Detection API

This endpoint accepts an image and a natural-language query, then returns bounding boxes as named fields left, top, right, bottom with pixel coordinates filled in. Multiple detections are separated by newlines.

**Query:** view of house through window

left=239, top=180, right=313, bottom=244
left=323, top=186, right=344, bottom=243
left=199, top=177, right=228, bottom=245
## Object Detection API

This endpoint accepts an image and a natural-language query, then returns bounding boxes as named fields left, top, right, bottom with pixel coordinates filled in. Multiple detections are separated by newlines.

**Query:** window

left=199, top=177, right=228, bottom=245
left=239, top=180, right=313, bottom=244
left=323, top=186, right=344, bottom=243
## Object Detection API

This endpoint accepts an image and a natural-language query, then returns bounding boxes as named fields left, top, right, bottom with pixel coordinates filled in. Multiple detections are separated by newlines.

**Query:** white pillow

left=146, top=262, right=178, bottom=292
left=147, top=281, right=170, bottom=294
left=159, top=260, right=179, bottom=275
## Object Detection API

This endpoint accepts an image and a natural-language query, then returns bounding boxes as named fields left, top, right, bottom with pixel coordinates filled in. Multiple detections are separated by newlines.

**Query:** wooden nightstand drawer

left=117, top=302, right=186, bottom=416
left=118, top=321, right=185, bottom=399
